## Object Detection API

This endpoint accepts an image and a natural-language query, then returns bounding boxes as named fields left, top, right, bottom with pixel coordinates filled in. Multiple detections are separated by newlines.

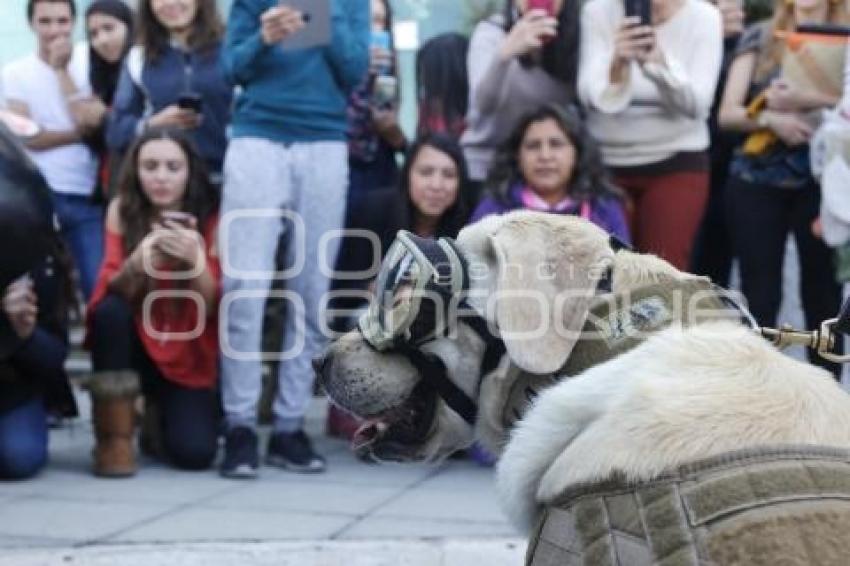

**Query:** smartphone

left=371, top=75, right=398, bottom=108
left=177, top=92, right=203, bottom=113
left=796, top=23, right=850, bottom=36
left=371, top=30, right=391, bottom=51
left=527, top=0, right=556, bottom=44
left=527, top=0, right=555, bottom=16
left=280, top=0, right=331, bottom=51
left=624, top=0, right=652, bottom=26
left=161, top=210, right=195, bottom=227
left=370, top=30, right=393, bottom=75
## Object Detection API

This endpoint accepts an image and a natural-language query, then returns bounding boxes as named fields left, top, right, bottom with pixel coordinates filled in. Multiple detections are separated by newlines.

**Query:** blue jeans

left=0, top=398, right=48, bottom=480
left=52, top=193, right=104, bottom=300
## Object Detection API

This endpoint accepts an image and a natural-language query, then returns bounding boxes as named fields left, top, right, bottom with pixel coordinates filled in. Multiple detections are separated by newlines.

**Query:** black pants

left=90, top=295, right=219, bottom=469
left=726, top=176, right=843, bottom=377
left=690, top=131, right=737, bottom=286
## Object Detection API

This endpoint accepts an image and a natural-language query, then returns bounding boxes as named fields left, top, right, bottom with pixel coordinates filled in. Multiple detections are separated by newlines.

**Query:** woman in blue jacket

left=107, top=0, right=232, bottom=182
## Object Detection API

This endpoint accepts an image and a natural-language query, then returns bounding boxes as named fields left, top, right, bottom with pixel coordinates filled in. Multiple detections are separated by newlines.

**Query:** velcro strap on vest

left=527, top=446, right=850, bottom=566
left=502, top=279, right=741, bottom=431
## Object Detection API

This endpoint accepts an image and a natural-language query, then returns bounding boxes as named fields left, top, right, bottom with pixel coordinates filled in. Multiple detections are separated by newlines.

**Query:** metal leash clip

left=759, top=297, right=850, bottom=363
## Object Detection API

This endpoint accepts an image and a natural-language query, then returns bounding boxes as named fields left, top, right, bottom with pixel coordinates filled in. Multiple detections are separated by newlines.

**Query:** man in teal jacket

left=219, top=0, right=368, bottom=478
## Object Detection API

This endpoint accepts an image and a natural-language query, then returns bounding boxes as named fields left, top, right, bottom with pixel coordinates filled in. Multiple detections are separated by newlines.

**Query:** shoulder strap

left=126, top=46, right=144, bottom=88
left=125, top=46, right=153, bottom=119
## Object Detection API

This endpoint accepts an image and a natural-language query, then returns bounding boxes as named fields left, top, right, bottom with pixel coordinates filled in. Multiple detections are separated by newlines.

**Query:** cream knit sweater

left=578, top=0, right=723, bottom=167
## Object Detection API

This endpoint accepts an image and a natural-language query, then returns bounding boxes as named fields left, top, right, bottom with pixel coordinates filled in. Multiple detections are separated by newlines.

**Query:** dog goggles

left=359, top=230, right=505, bottom=425
left=359, top=230, right=468, bottom=351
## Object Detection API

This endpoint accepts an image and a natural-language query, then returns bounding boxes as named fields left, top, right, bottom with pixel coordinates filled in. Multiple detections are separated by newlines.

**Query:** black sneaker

left=220, top=426, right=259, bottom=479
left=266, top=430, right=326, bottom=473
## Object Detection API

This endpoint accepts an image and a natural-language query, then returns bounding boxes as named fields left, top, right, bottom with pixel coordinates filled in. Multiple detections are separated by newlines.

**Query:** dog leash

left=760, top=297, right=850, bottom=363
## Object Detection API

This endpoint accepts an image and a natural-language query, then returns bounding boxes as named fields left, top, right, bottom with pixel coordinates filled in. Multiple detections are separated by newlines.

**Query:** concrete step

left=0, top=540, right=527, bottom=566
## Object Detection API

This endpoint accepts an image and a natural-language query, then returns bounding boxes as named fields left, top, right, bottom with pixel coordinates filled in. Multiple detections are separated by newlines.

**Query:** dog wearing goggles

left=318, top=211, right=850, bottom=537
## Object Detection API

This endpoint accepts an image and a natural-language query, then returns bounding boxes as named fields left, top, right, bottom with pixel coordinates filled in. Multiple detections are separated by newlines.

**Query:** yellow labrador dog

left=318, top=211, right=850, bottom=543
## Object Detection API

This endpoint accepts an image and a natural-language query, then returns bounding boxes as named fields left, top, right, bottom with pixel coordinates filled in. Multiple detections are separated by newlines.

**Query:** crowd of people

left=0, top=0, right=846, bottom=480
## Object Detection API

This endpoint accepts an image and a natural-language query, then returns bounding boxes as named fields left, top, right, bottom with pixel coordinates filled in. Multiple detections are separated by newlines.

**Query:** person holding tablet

left=219, top=0, right=369, bottom=478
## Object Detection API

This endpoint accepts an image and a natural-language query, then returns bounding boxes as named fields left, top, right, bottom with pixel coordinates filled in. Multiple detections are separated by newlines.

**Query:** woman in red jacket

left=86, top=127, right=221, bottom=476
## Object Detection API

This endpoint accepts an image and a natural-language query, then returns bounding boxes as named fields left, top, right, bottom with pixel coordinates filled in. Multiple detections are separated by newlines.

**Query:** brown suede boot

left=87, top=371, right=140, bottom=478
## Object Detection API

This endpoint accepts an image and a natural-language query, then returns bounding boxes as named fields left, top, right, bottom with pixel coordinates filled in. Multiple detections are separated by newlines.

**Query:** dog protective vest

left=525, top=445, right=850, bottom=566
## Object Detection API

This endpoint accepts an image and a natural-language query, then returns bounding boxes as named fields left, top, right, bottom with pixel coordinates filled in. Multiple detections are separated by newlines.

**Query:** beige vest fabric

left=526, top=446, right=850, bottom=566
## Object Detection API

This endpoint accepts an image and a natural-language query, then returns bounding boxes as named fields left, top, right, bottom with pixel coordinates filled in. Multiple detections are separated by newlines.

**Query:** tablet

left=280, top=0, right=331, bottom=51
left=796, top=23, right=850, bottom=37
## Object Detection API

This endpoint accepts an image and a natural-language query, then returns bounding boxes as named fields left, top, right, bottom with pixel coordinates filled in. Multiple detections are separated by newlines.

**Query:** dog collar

left=498, top=278, right=753, bottom=431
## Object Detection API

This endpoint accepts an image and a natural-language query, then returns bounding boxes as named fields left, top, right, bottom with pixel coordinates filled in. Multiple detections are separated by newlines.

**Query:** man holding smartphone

left=219, top=0, right=368, bottom=478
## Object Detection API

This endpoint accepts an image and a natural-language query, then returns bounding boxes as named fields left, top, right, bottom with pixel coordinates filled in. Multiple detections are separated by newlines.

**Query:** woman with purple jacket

left=471, top=104, right=629, bottom=243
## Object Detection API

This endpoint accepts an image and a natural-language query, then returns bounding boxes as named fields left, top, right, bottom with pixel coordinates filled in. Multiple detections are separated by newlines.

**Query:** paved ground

left=0, top=395, right=523, bottom=565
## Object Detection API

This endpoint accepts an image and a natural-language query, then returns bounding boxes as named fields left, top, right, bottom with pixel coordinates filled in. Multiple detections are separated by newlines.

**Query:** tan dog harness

left=526, top=446, right=850, bottom=566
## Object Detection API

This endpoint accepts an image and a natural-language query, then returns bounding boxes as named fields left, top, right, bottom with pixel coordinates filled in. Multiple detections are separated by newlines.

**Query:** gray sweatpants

left=219, top=137, right=348, bottom=432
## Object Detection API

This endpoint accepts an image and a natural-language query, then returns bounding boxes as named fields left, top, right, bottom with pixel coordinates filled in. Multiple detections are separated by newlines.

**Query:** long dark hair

left=114, top=127, right=220, bottom=253
left=0, top=122, right=75, bottom=320
left=415, top=33, right=469, bottom=139
left=137, top=0, right=223, bottom=61
left=486, top=104, right=620, bottom=205
left=86, top=0, right=134, bottom=105
left=399, top=134, right=471, bottom=238
left=504, top=0, right=579, bottom=93
left=379, top=0, right=399, bottom=76
left=376, top=0, right=395, bottom=47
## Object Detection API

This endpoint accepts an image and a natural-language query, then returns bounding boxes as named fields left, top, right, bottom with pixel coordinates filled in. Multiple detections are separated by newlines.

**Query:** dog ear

left=488, top=215, right=614, bottom=374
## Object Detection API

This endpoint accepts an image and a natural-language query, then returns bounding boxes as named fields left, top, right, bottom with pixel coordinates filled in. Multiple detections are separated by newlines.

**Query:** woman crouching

left=86, top=127, right=220, bottom=476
